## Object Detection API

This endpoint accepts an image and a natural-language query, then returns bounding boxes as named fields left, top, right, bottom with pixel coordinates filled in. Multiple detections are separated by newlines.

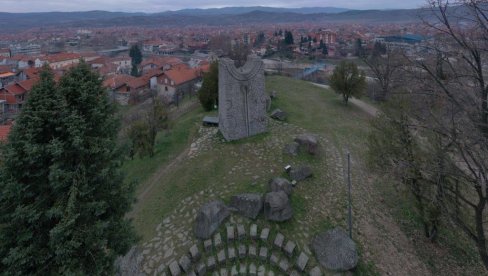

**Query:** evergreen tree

left=0, top=63, right=137, bottom=274
left=129, top=45, right=142, bottom=77
left=198, top=61, right=219, bottom=111
left=322, top=44, right=329, bottom=56
left=284, top=31, right=294, bottom=45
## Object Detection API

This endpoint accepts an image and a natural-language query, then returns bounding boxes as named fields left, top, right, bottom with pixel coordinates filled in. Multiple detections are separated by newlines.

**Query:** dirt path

left=129, top=99, right=199, bottom=217
left=311, top=82, right=380, bottom=117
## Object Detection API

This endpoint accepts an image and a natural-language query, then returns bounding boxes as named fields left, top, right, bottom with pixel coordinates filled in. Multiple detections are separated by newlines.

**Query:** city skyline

left=2, top=0, right=428, bottom=13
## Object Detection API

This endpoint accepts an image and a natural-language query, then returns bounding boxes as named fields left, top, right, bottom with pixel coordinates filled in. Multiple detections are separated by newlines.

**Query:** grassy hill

left=123, top=76, right=484, bottom=275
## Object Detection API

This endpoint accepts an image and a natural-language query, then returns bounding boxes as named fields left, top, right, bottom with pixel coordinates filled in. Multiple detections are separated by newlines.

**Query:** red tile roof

left=164, top=67, right=199, bottom=86
left=4, top=83, right=26, bottom=95
left=127, top=77, right=148, bottom=90
left=0, top=125, right=11, bottom=142
left=103, top=74, right=136, bottom=89
left=18, top=78, right=39, bottom=91
left=44, top=53, right=81, bottom=63
left=0, top=93, right=17, bottom=104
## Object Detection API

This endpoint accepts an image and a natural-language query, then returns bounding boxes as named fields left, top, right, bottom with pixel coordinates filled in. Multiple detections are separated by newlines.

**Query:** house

left=0, top=78, right=38, bottom=116
left=0, top=124, right=11, bottom=142
left=0, top=72, right=16, bottom=88
left=103, top=74, right=136, bottom=105
left=0, top=48, right=11, bottom=58
left=35, top=53, right=81, bottom=69
left=156, top=64, right=201, bottom=104
left=140, top=57, right=182, bottom=74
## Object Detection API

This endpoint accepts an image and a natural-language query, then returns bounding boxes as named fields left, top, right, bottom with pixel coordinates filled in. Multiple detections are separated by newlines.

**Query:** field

left=123, top=76, right=484, bottom=275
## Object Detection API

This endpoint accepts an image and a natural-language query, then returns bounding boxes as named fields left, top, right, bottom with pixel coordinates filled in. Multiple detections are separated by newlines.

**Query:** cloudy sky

left=2, top=0, right=428, bottom=13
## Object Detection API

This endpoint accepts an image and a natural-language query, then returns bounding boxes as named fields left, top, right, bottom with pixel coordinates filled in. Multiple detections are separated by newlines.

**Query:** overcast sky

left=2, top=0, right=428, bottom=13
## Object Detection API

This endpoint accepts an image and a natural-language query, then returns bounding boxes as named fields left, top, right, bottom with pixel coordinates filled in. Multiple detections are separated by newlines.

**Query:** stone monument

left=219, top=56, right=267, bottom=141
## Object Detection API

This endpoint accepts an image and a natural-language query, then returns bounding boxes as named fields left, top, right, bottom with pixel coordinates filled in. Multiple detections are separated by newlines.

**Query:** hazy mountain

left=162, top=6, right=350, bottom=15
left=0, top=7, right=428, bottom=32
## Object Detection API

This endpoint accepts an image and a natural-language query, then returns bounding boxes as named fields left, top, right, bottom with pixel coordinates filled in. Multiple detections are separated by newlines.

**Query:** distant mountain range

left=0, top=7, right=428, bottom=32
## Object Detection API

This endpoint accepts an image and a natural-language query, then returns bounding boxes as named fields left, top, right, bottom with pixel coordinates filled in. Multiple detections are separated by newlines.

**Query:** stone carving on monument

left=218, top=56, right=268, bottom=141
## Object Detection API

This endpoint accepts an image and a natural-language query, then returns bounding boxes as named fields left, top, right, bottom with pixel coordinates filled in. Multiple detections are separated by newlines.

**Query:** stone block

left=249, top=263, right=257, bottom=275
left=220, top=268, right=228, bottom=276
left=195, top=262, right=206, bottom=276
left=278, top=259, right=290, bottom=273
left=273, top=233, right=285, bottom=249
left=217, top=249, right=227, bottom=264
left=227, top=226, right=235, bottom=241
left=270, top=252, right=280, bottom=266
left=249, top=245, right=257, bottom=258
left=296, top=252, right=309, bottom=272
left=238, top=244, right=247, bottom=259
left=239, top=263, right=247, bottom=274
left=203, top=239, right=212, bottom=252
left=207, top=256, right=216, bottom=271
left=250, top=224, right=258, bottom=239
left=178, top=255, right=192, bottom=273
left=284, top=241, right=296, bottom=257
left=260, top=228, right=270, bottom=241
left=169, top=260, right=181, bottom=276
left=309, top=266, right=323, bottom=276
left=237, top=224, right=246, bottom=240
left=214, top=233, right=222, bottom=249
left=230, top=193, right=263, bottom=219
left=189, top=244, right=201, bottom=262
left=228, top=246, right=236, bottom=261
left=195, top=200, right=230, bottom=239
left=259, top=246, right=268, bottom=261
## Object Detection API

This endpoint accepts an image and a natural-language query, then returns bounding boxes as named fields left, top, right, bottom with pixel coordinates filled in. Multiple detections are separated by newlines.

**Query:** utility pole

left=347, top=152, right=352, bottom=239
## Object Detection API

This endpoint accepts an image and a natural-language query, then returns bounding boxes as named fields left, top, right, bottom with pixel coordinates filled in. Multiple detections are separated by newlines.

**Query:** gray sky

left=2, top=0, right=428, bottom=13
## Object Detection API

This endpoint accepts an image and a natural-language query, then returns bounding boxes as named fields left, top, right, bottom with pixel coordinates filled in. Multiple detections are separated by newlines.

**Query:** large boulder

left=311, top=227, right=358, bottom=271
left=194, top=200, right=230, bottom=239
left=268, top=177, right=293, bottom=196
left=270, top=109, right=287, bottom=121
left=229, top=193, right=263, bottom=219
left=294, top=134, right=319, bottom=155
left=289, top=166, right=313, bottom=181
left=283, top=142, right=300, bottom=156
left=264, top=191, right=293, bottom=222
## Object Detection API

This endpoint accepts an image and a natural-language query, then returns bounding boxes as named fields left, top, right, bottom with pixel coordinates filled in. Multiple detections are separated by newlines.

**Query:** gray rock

left=283, top=142, right=300, bottom=156
left=269, top=177, right=293, bottom=196
left=260, top=228, right=270, bottom=241
left=228, top=246, right=236, bottom=261
left=207, top=256, right=216, bottom=271
left=114, top=246, right=144, bottom=276
left=179, top=255, right=192, bottom=273
left=259, top=247, right=268, bottom=261
left=227, top=226, right=235, bottom=241
left=249, top=245, right=257, bottom=258
left=250, top=224, right=258, bottom=239
left=217, top=249, right=227, bottom=264
left=278, top=259, right=290, bottom=273
left=189, top=244, right=201, bottom=262
left=294, top=133, right=319, bottom=155
left=238, top=244, right=247, bottom=259
left=270, top=109, right=287, bottom=121
left=204, top=239, right=212, bottom=252
left=196, top=262, right=206, bottom=276
left=237, top=224, right=246, bottom=239
left=169, top=260, right=181, bottom=276
left=309, top=266, right=323, bottom=276
left=270, top=251, right=280, bottom=266
left=273, top=233, right=285, bottom=249
left=296, top=252, right=309, bottom=272
left=195, top=200, right=230, bottom=239
left=289, top=166, right=313, bottom=182
left=220, top=268, right=228, bottom=276
left=284, top=241, right=296, bottom=257
left=214, top=233, right=222, bottom=249
left=311, top=227, right=359, bottom=271
left=264, top=191, right=293, bottom=222
left=230, top=194, right=263, bottom=219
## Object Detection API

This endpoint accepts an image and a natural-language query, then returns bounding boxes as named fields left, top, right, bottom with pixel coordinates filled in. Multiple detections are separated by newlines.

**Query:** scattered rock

left=189, top=244, right=201, bottom=262
left=114, top=246, right=144, bottom=276
left=268, top=177, right=293, bottom=196
left=294, top=134, right=319, bottom=155
left=194, top=200, right=230, bottom=239
left=178, top=255, right=192, bottom=273
left=283, top=142, right=300, bottom=156
left=169, top=260, right=181, bottom=276
left=270, top=109, right=287, bottom=121
left=196, top=262, right=206, bottom=275
left=311, top=227, right=359, bottom=271
left=229, top=193, right=263, bottom=219
left=264, top=191, right=293, bottom=222
left=289, top=166, right=313, bottom=182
